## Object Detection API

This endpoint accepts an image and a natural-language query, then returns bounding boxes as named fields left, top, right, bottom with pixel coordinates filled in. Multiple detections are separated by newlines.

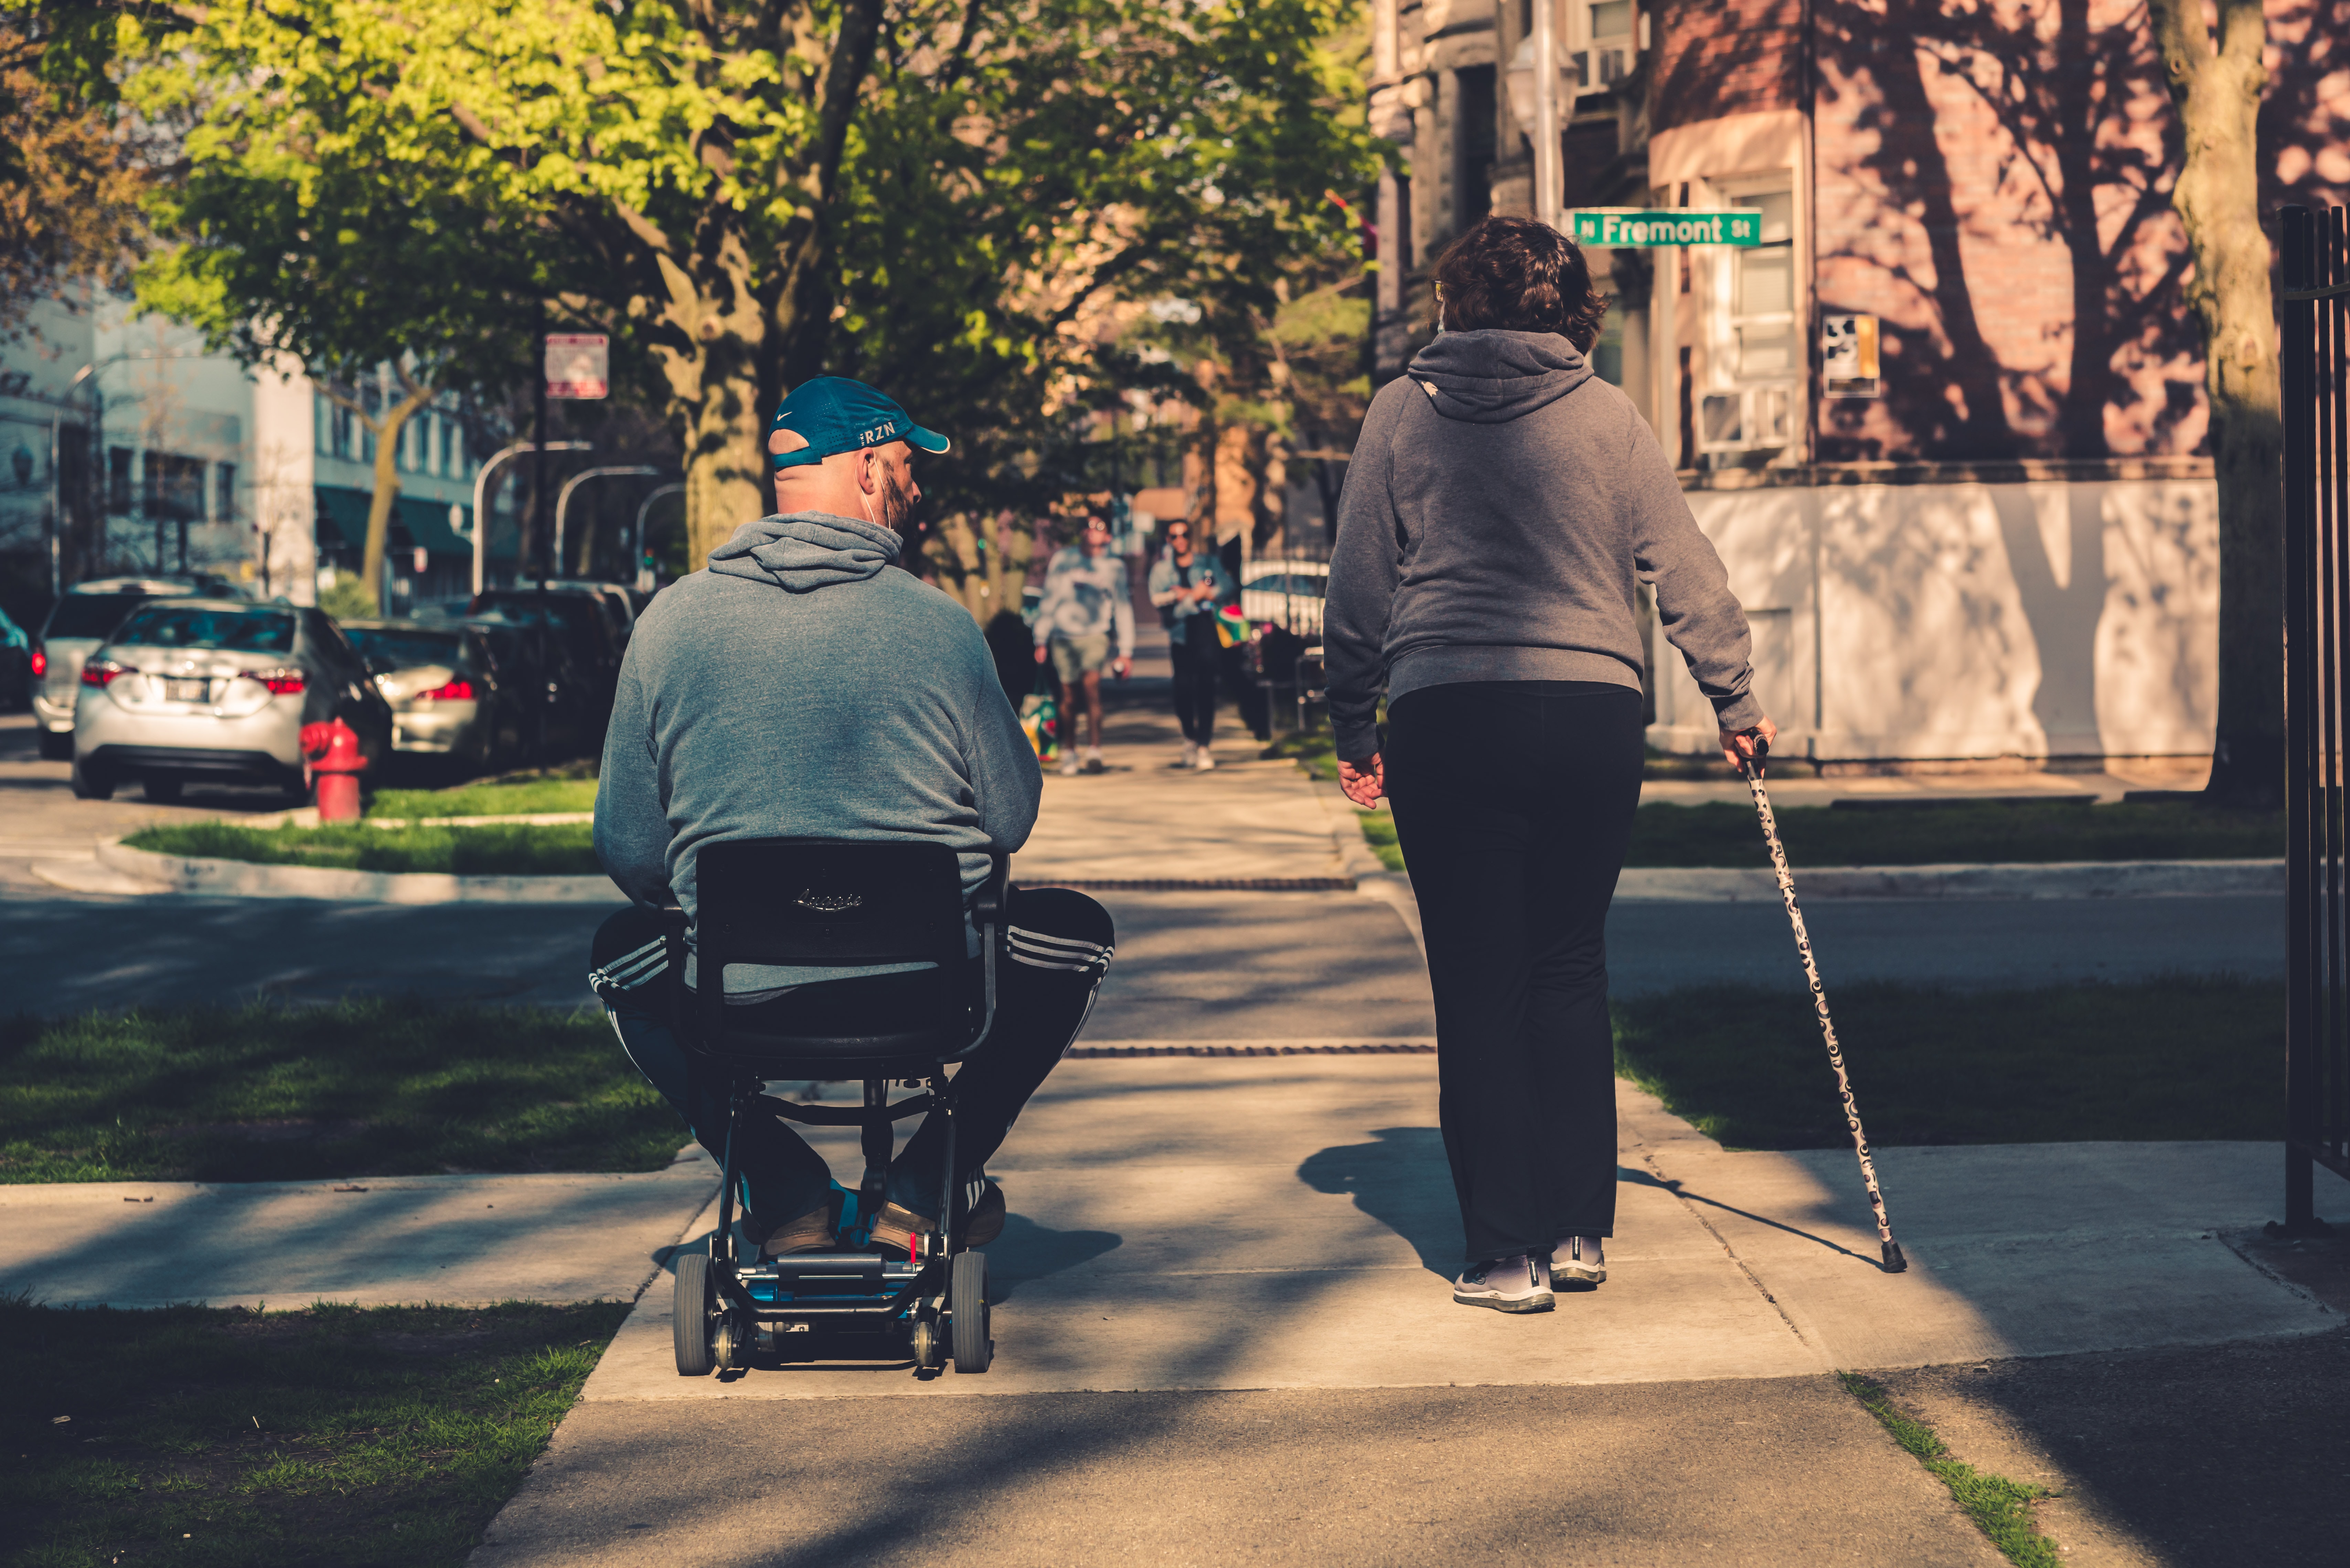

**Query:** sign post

left=544, top=334, right=610, bottom=400
left=1568, top=209, right=1763, bottom=248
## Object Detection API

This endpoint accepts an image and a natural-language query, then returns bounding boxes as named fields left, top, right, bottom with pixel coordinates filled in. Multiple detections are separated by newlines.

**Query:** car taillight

left=29, top=648, right=45, bottom=678
left=414, top=678, right=474, bottom=702
left=81, top=660, right=120, bottom=688
left=240, top=668, right=305, bottom=695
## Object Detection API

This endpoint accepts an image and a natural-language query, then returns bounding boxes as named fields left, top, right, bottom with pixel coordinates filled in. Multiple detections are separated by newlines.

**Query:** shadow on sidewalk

left=1296, top=1127, right=1456, bottom=1277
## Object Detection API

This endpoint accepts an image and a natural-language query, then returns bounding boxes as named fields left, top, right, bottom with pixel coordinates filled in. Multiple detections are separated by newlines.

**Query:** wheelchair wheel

left=950, top=1250, right=991, bottom=1373
left=673, top=1252, right=717, bottom=1377
left=910, top=1314, right=941, bottom=1373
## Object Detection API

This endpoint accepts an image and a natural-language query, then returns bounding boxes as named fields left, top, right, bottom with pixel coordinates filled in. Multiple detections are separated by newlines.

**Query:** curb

left=1611, top=858, right=2286, bottom=901
left=95, top=838, right=623, bottom=904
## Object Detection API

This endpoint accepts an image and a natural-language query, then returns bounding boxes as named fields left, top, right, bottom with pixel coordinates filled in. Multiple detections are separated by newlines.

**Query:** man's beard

left=874, top=464, right=915, bottom=535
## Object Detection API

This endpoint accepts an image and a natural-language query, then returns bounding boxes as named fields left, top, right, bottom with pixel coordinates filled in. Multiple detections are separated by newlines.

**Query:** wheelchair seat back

left=685, top=838, right=984, bottom=1071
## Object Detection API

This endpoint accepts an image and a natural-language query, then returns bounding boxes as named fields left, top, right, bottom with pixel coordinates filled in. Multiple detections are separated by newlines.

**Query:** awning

left=316, top=485, right=507, bottom=559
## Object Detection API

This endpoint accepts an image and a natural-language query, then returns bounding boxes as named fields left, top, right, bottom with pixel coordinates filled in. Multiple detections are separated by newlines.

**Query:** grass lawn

left=121, top=820, right=601, bottom=877
left=0, top=1298, right=628, bottom=1568
left=0, top=1000, right=681, bottom=1184
left=363, top=775, right=598, bottom=821
left=1353, top=798, right=2284, bottom=873
left=1612, top=976, right=2280, bottom=1149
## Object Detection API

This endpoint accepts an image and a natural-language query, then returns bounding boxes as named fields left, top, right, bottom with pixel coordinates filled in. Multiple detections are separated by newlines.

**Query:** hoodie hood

left=1407, top=329, right=1593, bottom=424
left=707, top=511, right=902, bottom=593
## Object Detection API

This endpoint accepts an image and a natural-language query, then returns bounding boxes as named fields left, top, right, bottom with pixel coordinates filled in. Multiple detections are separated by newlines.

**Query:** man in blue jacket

left=588, top=377, right=1113, bottom=1259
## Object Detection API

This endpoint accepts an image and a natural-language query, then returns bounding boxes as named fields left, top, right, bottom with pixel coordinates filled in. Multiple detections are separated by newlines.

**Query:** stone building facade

left=1367, top=0, right=2350, bottom=769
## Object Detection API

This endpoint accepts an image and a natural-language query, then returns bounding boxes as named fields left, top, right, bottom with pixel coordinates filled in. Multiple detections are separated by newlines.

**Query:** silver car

left=340, top=619, right=526, bottom=770
left=71, top=598, right=392, bottom=802
left=31, top=577, right=223, bottom=759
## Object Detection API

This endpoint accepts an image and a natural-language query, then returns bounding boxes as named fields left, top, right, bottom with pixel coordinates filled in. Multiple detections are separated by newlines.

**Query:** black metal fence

left=2282, top=203, right=2350, bottom=1231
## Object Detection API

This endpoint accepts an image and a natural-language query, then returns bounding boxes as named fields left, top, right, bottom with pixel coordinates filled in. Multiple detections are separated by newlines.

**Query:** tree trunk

left=2150, top=0, right=2282, bottom=806
left=330, top=376, right=434, bottom=615
left=923, top=509, right=1037, bottom=623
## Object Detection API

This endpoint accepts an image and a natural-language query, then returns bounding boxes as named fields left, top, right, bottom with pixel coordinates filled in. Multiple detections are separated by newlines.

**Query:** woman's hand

left=1720, top=716, right=1778, bottom=773
left=1338, top=752, right=1386, bottom=808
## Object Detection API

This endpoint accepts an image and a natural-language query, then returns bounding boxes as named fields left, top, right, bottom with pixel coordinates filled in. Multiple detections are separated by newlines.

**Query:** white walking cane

left=1739, top=736, right=1908, bottom=1274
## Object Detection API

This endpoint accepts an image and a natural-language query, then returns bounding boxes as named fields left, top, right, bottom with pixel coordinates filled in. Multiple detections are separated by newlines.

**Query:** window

left=215, top=462, right=237, bottom=522
left=1583, top=1, right=1634, bottom=90
left=144, top=452, right=206, bottom=522
left=1699, top=188, right=1800, bottom=460
left=107, top=447, right=133, bottom=513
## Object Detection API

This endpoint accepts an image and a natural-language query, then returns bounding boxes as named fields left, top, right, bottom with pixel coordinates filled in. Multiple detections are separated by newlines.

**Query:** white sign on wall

left=544, top=334, right=609, bottom=400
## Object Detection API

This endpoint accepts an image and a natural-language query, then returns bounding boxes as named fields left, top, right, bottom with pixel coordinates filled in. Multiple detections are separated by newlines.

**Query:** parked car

left=32, top=578, right=218, bottom=759
left=340, top=620, right=528, bottom=772
left=465, top=617, right=600, bottom=764
left=521, top=578, right=638, bottom=650
left=466, top=588, right=621, bottom=731
left=72, top=599, right=391, bottom=802
left=1239, top=559, right=1329, bottom=637
left=0, top=605, right=30, bottom=711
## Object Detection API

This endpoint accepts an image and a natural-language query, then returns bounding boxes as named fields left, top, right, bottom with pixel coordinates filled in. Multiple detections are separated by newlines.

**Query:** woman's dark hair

left=1430, top=215, right=1608, bottom=352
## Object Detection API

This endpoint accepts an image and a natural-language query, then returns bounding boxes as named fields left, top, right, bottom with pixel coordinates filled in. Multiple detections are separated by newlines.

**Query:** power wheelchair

left=663, top=838, right=1008, bottom=1377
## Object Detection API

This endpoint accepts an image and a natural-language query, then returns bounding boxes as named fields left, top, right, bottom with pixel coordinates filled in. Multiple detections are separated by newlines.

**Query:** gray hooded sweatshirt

left=594, top=511, right=1042, bottom=994
left=1323, top=330, right=1762, bottom=760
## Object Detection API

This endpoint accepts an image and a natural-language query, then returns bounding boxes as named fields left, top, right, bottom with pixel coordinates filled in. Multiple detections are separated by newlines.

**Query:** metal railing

left=2281, top=202, right=2350, bottom=1232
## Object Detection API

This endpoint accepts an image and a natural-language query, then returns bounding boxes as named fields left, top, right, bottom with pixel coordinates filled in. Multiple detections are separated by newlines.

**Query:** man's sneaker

left=1055, top=754, right=1082, bottom=776
left=866, top=1201, right=936, bottom=1256
left=1082, top=746, right=1106, bottom=775
left=960, top=1180, right=1007, bottom=1246
left=1193, top=745, right=1216, bottom=771
left=1173, top=742, right=1198, bottom=769
left=1453, top=1252, right=1553, bottom=1313
left=759, top=1205, right=837, bottom=1258
left=1552, top=1234, right=1606, bottom=1286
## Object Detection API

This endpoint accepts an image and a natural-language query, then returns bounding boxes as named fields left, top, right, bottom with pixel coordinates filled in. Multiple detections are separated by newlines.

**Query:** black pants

left=1384, top=681, right=1646, bottom=1264
left=1168, top=635, right=1220, bottom=745
left=589, top=887, right=1112, bottom=1228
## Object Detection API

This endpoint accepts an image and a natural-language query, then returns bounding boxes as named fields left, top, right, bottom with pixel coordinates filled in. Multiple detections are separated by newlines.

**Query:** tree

left=126, top=18, right=548, bottom=614
left=0, top=17, right=151, bottom=333
left=2146, top=0, right=2282, bottom=805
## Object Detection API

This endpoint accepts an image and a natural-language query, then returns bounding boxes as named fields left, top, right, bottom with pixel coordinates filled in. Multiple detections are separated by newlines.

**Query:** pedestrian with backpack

left=1324, top=215, right=1775, bottom=1315
left=1146, top=518, right=1238, bottom=770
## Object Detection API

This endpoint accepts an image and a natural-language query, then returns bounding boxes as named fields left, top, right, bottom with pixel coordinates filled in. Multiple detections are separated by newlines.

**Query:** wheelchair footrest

left=736, top=1253, right=932, bottom=1314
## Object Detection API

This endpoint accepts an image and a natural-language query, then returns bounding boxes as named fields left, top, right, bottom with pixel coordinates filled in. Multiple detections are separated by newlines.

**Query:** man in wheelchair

left=587, top=376, right=1113, bottom=1265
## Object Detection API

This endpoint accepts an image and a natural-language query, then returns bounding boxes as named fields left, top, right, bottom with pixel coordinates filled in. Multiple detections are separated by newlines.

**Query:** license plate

left=165, top=677, right=209, bottom=703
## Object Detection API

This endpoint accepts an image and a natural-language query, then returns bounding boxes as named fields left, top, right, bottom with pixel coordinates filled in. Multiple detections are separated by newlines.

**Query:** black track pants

left=1169, top=636, right=1220, bottom=745
left=589, top=887, right=1112, bottom=1228
left=1383, top=680, right=1647, bottom=1264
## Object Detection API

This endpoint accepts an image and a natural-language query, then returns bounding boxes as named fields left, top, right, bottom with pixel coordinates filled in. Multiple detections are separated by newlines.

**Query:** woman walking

left=1324, top=216, right=1774, bottom=1314
left=1146, top=518, right=1238, bottom=769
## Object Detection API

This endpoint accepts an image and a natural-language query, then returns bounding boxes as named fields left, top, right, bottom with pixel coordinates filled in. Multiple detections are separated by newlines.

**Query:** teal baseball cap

left=767, top=376, right=951, bottom=471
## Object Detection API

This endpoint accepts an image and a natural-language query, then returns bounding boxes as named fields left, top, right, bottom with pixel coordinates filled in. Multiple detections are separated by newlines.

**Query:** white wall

left=1648, top=477, right=2220, bottom=763
left=249, top=355, right=317, bottom=605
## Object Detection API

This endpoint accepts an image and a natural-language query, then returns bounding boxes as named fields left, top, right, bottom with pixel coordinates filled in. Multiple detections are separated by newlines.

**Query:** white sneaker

left=1192, top=745, right=1215, bottom=771
left=1082, top=746, right=1106, bottom=775
left=1551, top=1234, right=1606, bottom=1286
left=1055, top=754, right=1081, bottom=776
left=1453, top=1252, right=1553, bottom=1313
left=1173, top=742, right=1198, bottom=769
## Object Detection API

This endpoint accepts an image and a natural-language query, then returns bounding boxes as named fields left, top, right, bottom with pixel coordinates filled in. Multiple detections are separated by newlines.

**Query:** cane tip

left=1882, top=1240, right=1908, bottom=1273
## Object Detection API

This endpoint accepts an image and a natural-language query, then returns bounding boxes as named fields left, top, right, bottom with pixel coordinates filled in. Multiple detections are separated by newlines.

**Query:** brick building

left=1367, top=0, right=2350, bottom=767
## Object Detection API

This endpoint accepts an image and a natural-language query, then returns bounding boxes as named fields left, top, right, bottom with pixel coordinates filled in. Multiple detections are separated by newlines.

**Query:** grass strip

left=0, top=1298, right=628, bottom=1568
left=364, top=777, right=599, bottom=821
left=1840, top=1373, right=2061, bottom=1568
left=122, top=820, right=601, bottom=877
left=0, top=998, right=683, bottom=1183
left=1354, top=798, right=2282, bottom=872
left=1612, top=976, right=2279, bottom=1148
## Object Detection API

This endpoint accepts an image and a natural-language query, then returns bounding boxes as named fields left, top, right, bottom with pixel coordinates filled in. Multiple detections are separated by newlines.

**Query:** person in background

left=1323, top=215, right=1774, bottom=1316
left=1145, top=518, right=1237, bottom=770
left=1032, top=515, right=1134, bottom=775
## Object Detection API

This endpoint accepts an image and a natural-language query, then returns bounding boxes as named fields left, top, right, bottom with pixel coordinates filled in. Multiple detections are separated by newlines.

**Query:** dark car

left=341, top=620, right=532, bottom=773
left=466, top=618, right=599, bottom=764
left=468, top=589, right=620, bottom=723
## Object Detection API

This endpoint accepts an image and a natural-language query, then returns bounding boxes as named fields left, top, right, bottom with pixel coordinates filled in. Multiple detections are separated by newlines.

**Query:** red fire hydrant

left=300, top=718, right=369, bottom=822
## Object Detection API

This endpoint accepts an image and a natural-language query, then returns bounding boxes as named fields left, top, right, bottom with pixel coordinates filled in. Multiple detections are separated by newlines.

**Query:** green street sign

left=1569, top=209, right=1762, bottom=247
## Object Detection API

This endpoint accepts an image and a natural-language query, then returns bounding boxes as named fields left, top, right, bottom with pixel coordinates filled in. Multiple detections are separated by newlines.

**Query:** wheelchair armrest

left=971, top=852, right=1011, bottom=932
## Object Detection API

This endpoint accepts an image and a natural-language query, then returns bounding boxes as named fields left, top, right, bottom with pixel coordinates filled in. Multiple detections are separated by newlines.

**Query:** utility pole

left=1532, top=0, right=1561, bottom=229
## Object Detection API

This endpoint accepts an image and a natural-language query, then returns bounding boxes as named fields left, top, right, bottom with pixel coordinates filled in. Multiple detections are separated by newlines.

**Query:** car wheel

left=142, top=775, right=183, bottom=804
left=38, top=729, right=72, bottom=762
left=70, top=759, right=114, bottom=800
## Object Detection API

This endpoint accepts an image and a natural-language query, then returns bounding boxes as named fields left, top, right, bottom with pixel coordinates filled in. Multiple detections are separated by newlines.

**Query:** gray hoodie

left=594, top=511, right=1042, bottom=993
left=1323, top=330, right=1762, bottom=760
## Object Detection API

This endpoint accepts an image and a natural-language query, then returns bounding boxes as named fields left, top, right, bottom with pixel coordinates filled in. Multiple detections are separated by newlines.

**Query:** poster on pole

left=544, top=334, right=609, bottom=400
